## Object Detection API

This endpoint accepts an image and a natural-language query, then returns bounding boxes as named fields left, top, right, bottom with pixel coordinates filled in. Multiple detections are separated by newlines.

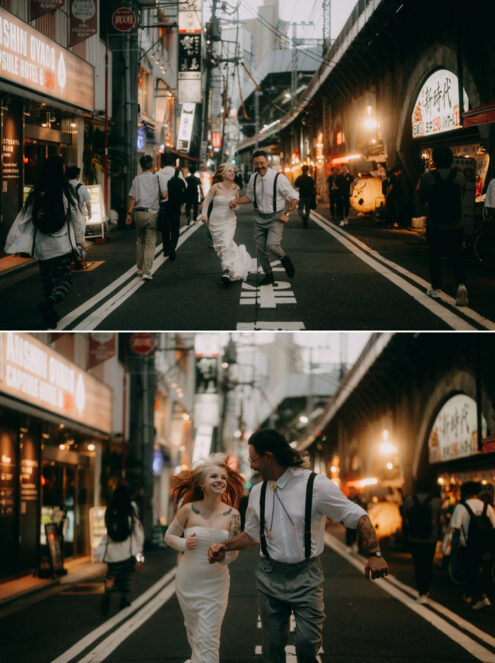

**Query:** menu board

left=85, top=185, right=105, bottom=226
left=45, top=523, right=64, bottom=573
left=0, top=430, right=16, bottom=517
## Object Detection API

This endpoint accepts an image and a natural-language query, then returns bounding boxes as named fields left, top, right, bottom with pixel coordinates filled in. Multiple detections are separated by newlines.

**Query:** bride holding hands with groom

left=166, top=431, right=389, bottom=663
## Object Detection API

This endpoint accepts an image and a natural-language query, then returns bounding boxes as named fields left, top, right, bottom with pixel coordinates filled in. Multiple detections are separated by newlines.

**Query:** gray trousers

left=254, top=211, right=286, bottom=274
left=255, top=557, right=326, bottom=663
left=134, top=210, right=157, bottom=276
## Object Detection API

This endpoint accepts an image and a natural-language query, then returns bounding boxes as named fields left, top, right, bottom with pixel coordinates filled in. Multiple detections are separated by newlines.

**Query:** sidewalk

left=0, top=557, right=106, bottom=608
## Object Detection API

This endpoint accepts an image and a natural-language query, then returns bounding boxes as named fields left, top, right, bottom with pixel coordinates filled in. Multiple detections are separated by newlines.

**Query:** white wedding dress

left=204, top=192, right=252, bottom=281
left=175, top=526, right=230, bottom=663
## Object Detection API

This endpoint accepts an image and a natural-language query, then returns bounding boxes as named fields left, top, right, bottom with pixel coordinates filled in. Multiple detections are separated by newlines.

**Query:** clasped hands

left=184, top=535, right=226, bottom=563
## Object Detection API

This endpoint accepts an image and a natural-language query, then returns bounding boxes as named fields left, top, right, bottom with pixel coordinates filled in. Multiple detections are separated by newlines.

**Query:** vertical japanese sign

left=30, top=0, right=64, bottom=20
left=177, top=103, right=196, bottom=152
left=178, top=0, right=202, bottom=104
left=69, top=0, right=98, bottom=48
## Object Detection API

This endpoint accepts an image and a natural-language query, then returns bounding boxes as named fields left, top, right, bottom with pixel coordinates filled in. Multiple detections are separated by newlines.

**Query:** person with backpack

left=126, top=154, right=160, bottom=280
left=157, top=152, right=187, bottom=260
left=4, top=155, right=85, bottom=328
left=67, top=166, right=92, bottom=220
left=208, top=429, right=389, bottom=663
left=184, top=170, right=203, bottom=224
left=98, top=483, right=144, bottom=615
left=294, top=164, right=316, bottom=228
left=419, top=145, right=468, bottom=306
left=450, top=481, right=495, bottom=610
left=403, top=477, right=442, bottom=604
left=230, top=150, right=299, bottom=286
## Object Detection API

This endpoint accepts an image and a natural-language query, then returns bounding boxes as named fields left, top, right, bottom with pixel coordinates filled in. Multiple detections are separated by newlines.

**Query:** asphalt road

left=1, top=205, right=495, bottom=331
left=1, top=530, right=494, bottom=663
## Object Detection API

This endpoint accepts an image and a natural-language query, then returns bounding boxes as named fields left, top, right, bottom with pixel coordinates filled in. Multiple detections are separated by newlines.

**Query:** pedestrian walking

left=157, top=152, right=187, bottom=260
left=209, top=429, right=389, bottom=663
left=326, top=166, right=340, bottom=220
left=450, top=481, right=495, bottom=610
left=335, top=164, right=354, bottom=226
left=67, top=166, right=92, bottom=220
left=4, top=155, right=86, bottom=328
left=165, top=454, right=244, bottom=663
left=185, top=170, right=202, bottom=224
left=385, top=164, right=410, bottom=228
left=231, top=150, right=299, bottom=286
left=419, top=145, right=468, bottom=306
left=201, top=163, right=251, bottom=286
left=403, top=477, right=442, bottom=604
left=125, top=154, right=160, bottom=280
left=95, top=484, right=145, bottom=614
left=294, top=165, right=316, bottom=228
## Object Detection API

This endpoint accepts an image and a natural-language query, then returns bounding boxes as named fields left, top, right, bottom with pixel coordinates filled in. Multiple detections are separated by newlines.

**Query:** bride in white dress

left=165, top=454, right=244, bottom=663
left=201, top=164, right=252, bottom=286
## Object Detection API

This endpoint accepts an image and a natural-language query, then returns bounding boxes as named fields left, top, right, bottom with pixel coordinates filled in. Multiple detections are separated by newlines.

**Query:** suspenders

left=253, top=172, right=281, bottom=213
left=259, top=471, right=317, bottom=560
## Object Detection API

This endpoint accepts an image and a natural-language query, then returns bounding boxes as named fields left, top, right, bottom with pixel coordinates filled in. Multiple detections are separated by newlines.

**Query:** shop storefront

left=427, top=393, right=495, bottom=505
left=0, top=333, right=111, bottom=580
left=0, top=7, right=94, bottom=247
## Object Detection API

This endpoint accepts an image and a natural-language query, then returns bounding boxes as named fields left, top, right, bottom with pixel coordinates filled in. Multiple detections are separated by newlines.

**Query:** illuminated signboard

left=0, top=333, right=112, bottom=433
left=177, top=103, right=196, bottom=153
left=178, top=0, right=202, bottom=103
left=0, top=7, right=94, bottom=112
left=428, top=394, right=487, bottom=463
left=412, top=69, right=469, bottom=139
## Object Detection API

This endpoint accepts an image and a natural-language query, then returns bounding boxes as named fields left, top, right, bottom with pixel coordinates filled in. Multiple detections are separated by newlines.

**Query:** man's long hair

left=171, top=453, right=244, bottom=513
left=249, top=429, right=304, bottom=468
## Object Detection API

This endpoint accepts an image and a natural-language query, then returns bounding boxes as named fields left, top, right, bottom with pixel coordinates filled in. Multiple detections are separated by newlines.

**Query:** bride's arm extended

left=164, top=504, right=196, bottom=551
left=219, top=510, right=241, bottom=565
left=201, top=184, right=216, bottom=222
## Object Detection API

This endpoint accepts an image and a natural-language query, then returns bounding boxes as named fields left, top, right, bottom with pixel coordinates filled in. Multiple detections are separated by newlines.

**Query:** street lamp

left=299, top=415, right=309, bottom=424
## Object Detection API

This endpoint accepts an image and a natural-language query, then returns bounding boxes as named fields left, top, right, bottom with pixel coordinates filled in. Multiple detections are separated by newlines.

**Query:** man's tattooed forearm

left=232, top=513, right=241, bottom=537
left=357, top=515, right=378, bottom=551
left=223, top=507, right=233, bottom=516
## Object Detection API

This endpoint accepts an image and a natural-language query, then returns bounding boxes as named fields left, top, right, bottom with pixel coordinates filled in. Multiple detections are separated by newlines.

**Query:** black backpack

left=32, top=189, right=68, bottom=234
left=167, top=170, right=187, bottom=205
left=427, top=169, right=462, bottom=226
left=406, top=495, right=432, bottom=538
left=105, top=507, right=132, bottom=543
left=462, top=501, right=495, bottom=553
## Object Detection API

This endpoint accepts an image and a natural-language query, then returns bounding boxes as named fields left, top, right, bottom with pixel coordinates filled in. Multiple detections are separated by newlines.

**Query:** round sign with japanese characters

left=111, top=7, right=138, bottom=33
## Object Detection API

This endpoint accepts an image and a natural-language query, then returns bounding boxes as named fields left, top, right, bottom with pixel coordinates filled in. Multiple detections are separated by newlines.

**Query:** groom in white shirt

left=208, top=429, right=389, bottom=663
left=231, top=151, right=299, bottom=285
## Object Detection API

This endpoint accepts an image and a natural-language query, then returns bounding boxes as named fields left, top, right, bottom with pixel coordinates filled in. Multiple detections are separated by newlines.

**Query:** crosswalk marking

left=255, top=612, right=323, bottom=661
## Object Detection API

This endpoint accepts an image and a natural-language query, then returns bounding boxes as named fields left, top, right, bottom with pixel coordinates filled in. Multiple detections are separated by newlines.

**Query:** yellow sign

left=85, top=185, right=105, bottom=225
left=0, top=7, right=94, bottom=111
left=0, top=333, right=112, bottom=433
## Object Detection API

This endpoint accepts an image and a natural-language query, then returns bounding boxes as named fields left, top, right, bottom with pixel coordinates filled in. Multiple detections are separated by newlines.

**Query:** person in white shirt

left=157, top=152, right=186, bottom=260
left=67, top=166, right=91, bottom=219
left=231, top=150, right=299, bottom=286
left=209, top=429, right=389, bottom=663
left=126, top=154, right=160, bottom=280
left=450, top=481, right=495, bottom=610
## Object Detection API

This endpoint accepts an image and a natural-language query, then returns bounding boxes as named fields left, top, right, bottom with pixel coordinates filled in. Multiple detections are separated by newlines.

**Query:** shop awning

left=463, top=102, right=495, bottom=128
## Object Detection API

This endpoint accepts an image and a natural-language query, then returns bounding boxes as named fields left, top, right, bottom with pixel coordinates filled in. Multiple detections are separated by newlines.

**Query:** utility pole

left=254, top=90, right=261, bottom=148
left=322, top=0, right=331, bottom=56
left=201, top=0, right=220, bottom=166
left=291, top=22, right=297, bottom=111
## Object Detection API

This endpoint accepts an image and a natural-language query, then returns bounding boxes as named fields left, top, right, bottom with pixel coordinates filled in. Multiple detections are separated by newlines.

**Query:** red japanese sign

left=30, top=0, right=64, bottom=21
left=130, top=333, right=155, bottom=355
left=111, top=7, right=138, bottom=33
left=211, top=131, right=221, bottom=149
left=69, top=0, right=98, bottom=48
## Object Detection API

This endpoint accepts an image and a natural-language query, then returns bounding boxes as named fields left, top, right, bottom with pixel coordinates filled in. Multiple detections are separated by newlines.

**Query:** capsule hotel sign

left=0, top=7, right=94, bottom=112
left=0, top=333, right=112, bottom=434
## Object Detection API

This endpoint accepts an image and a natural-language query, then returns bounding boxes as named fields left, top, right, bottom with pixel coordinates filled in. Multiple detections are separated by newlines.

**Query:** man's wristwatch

left=368, top=550, right=383, bottom=558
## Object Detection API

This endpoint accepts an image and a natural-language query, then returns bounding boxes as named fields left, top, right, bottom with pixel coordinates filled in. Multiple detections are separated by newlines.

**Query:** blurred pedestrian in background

left=96, top=484, right=144, bottom=615
left=403, top=477, right=442, bottom=604
left=294, top=165, right=316, bottom=228
left=450, top=481, right=495, bottom=610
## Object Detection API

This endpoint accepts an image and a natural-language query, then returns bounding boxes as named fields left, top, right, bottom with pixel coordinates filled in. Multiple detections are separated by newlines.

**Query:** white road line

left=312, top=211, right=495, bottom=330
left=236, top=322, right=306, bottom=330
left=69, top=223, right=202, bottom=330
left=50, top=567, right=176, bottom=663
left=324, top=533, right=495, bottom=662
left=58, top=223, right=200, bottom=330
left=77, top=580, right=177, bottom=663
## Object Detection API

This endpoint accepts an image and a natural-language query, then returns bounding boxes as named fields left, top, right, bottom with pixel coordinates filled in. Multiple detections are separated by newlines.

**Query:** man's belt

left=256, top=209, right=285, bottom=218
left=134, top=207, right=156, bottom=212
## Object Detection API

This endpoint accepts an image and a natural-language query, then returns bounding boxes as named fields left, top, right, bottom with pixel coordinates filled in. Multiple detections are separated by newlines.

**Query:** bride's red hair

left=171, top=453, right=244, bottom=512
